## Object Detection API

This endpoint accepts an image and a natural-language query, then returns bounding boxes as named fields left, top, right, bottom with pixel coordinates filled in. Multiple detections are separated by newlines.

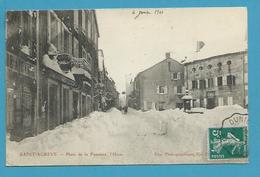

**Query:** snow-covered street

left=6, top=105, right=248, bottom=165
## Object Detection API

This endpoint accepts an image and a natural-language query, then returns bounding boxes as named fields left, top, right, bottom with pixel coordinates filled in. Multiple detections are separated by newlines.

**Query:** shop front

left=6, top=52, right=36, bottom=141
left=42, top=54, right=76, bottom=131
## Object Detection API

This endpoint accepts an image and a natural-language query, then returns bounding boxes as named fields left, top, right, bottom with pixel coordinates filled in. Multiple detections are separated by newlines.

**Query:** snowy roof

left=136, top=58, right=181, bottom=78
left=184, top=50, right=247, bottom=65
left=71, top=67, right=92, bottom=79
left=20, top=45, right=30, bottom=55
left=42, top=54, right=75, bottom=81
left=83, top=81, right=91, bottom=87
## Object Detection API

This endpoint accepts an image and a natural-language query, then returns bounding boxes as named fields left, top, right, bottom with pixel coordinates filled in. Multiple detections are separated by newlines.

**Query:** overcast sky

left=96, top=7, right=247, bottom=92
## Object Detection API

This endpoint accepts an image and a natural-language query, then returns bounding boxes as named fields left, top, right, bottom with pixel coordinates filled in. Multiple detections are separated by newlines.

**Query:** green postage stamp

left=208, top=127, right=248, bottom=160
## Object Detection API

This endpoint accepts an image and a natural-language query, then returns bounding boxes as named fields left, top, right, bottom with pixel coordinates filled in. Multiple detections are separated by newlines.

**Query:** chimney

left=165, top=52, right=171, bottom=59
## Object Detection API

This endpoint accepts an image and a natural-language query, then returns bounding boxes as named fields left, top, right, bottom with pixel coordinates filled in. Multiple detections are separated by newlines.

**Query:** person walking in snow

left=119, top=91, right=128, bottom=114
left=101, top=94, right=107, bottom=112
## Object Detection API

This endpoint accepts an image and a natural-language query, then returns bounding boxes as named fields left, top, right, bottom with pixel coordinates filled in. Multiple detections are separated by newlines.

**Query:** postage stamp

left=208, top=113, right=248, bottom=161
left=208, top=127, right=248, bottom=160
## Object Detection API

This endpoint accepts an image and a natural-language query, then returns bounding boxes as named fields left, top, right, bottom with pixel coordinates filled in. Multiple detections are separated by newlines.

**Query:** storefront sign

left=206, top=91, right=215, bottom=98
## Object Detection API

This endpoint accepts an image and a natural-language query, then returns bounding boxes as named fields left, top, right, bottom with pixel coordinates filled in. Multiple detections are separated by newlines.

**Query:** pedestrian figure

left=119, top=91, right=128, bottom=114
left=101, top=94, right=107, bottom=111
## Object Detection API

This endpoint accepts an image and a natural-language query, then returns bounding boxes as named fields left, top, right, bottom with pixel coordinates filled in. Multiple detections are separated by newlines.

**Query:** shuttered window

left=177, top=86, right=182, bottom=93
left=208, top=78, right=214, bottom=88
left=217, top=77, right=223, bottom=86
left=192, top=80, right=198, bottom=89
left=199, top=80, right=206, bottom=89
left=227, top=75, right=236, bottom=86
left=157, top=85, right=167, bottom=94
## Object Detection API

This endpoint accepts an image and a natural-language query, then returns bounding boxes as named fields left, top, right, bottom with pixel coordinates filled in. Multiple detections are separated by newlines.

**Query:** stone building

left=132, top=53, right=185, bottom=111
left=184, top=51, right=248, bottom=109
left=6, top=10, right=101, bottom=141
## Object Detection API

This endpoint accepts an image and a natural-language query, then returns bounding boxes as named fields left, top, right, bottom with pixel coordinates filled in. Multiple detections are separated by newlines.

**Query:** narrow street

left=7, top=105, right=247, bottom=165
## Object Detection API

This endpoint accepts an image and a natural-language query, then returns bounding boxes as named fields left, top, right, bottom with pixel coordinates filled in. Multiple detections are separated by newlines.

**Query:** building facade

left=184, top=51, right=248, bottom=109
left=132, top=53, right=185, bottom=111
left=98, top=49, right=119, bottom=110
left=6, top=11, right=39, bottom=140
left=131, top=51, right=248, bottom=111
left=6, top=10, right=103, bottom=141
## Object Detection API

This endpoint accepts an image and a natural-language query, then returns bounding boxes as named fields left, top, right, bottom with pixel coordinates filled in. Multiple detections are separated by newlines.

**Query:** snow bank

left=6, top=105, right=248, bottom=165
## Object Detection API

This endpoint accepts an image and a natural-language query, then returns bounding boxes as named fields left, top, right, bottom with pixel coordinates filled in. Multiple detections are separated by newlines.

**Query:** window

left=59, top=23, right=64, bottom=52
left=192, top=80, right=198, bottom=89
left=177, top=86, right=182, bottom=94
left=21, top=11, right=33, bottom=48
left=199, top=80, right=206, bottom=89
left=217, top=77, right=223, bottom=86
left=81, top=10, right=86, bottom=32
left=7, top=53, right=18, bottom=70
left=64, top=30, right=69, bottom=53
left=171, top=72, right=182, bottom=80
left=227, top=96, right=233, bottom=105
left=74, top=11, right=79, bottom=29
left=68, top=33, right=73, bottom=54
left=227, top=75, right=236, bottom=86
left=217, top=62, right=222, bottom=70
left=157, top=86, right=167, bottom=94
left=208, top=78, right=214, bottom=88
left=199, top=66, right=203, bottom=70
left=227, top=60, right=232, bottom=71
left=177, top=72, right=181, bottom=80
left=87, top=13, right=92, bottom=39
left=172, top=73, right=178, bottom=80
left=207, top=64, right=212, bottom=69
left=227, top=60, right=231, bottom=65
left=218, top=97, right=224, bottom=106
left=51, top=14, right=59, bottom=50
left=93, top=27, right=98, bottom=47
left=192, top=68, right=196, bottom=72
left=21, top=62, right=33, bottom=76
left=73, top=37, right=79, bottom=57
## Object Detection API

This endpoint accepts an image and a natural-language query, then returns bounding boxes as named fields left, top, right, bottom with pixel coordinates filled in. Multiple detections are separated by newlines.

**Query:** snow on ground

left=6, top=105, right=248, bottom=165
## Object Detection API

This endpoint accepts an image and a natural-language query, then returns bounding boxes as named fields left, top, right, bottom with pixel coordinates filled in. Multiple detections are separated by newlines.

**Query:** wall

left=184, top=51, right=248, bottom=108
left=135, top=58, right=184, bottom=111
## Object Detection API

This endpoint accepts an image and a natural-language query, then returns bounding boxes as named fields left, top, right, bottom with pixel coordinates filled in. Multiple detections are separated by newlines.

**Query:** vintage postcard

left=6, top=7, right=248, bottom=166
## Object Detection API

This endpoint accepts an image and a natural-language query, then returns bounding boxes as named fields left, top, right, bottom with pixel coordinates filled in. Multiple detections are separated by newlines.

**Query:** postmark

left=208, top=113, right=248, bottom=160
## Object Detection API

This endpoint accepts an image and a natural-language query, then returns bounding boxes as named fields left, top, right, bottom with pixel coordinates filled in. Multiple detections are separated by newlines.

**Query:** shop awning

left=71, top=67, right=92, bottom=80
left=71, top=57, right=91, bottom=72
left=83, top=81, right=91, bottom=87
left=42, top=54, right=75, bottom=81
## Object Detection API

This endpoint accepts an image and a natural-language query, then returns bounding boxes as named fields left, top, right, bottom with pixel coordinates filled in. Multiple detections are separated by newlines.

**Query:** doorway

left=207, top=97, right=216, bottom=109
left=73, top=92, right=79, bottom=119
left=49, top=84, right=59, bottom=130
left=62, top=88, right=70, bottom=123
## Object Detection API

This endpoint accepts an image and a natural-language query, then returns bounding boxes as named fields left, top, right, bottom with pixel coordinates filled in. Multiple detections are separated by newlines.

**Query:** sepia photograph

left=5, top=7, right=248, bottom=166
